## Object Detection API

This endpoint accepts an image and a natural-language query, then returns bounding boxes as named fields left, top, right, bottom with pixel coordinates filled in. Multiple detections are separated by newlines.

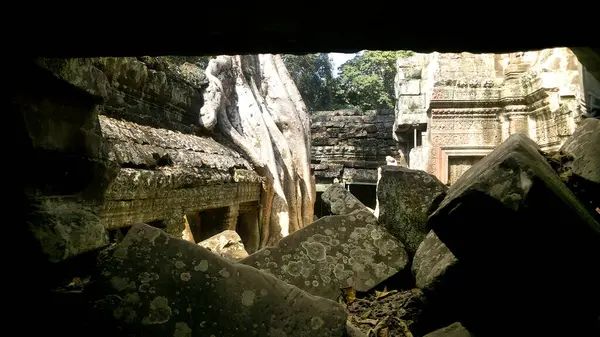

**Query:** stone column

left=222, top=204, right=240, bottom=231
left=508, top=113, right=529, bottom=135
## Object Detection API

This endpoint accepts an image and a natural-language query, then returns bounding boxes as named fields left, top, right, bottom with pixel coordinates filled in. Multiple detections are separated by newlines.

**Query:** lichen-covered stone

left=27, top=197, right=109, bottom=263
left=311, top=109, right=399, bottom=184
left=423, top=322, right=473, bottom=337
left=376, top=166, right=447, bottom=254
left=321, top=184, right=368, bottom=215
left=561, top=118, right=600, bottom=184
left=240, top=208, right=408, bottom=300
left=412, top=230, right=457, bottom=291
left=428, top=133, right=600, bottom=336
left=198, top=230, right=249, bottom=262
left=26, top=58, right=263, bottom=238
left=91, top=224, right=348, bottom=337
left=97, top=115, right=262, bottom=233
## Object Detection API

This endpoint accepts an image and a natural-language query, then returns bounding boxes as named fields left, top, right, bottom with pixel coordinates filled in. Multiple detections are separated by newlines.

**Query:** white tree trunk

left=201, top=54, right=315, bottom=247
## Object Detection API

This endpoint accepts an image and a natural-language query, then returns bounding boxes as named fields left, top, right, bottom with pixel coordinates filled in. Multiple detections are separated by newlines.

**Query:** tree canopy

left=281, top=53, right=335, bottom=111
left=283, top=50, right=413, bottom=112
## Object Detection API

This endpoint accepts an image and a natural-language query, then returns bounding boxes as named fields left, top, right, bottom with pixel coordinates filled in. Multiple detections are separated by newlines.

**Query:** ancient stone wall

left=311, top=109, right=398, bottom=187
left=395, top=47, right=597, bottom=184
left=19, top=57, right=263, bottom=262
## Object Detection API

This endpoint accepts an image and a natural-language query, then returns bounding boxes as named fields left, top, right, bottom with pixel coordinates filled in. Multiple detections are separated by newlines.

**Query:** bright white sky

left=329, top=52, right=358, bottom=77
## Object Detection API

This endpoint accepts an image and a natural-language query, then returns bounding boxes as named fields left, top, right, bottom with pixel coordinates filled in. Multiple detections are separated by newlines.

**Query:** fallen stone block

left=376, top=166, right=447, bottom=254
left=27, top=197, right=109, bottom=263
left=561, top=118, right=600, bottom=184
left=428, top=133, right=600, bottom=336
left=198, top=229, right=249, bottom=262
left=423, top=322, right=473, bottom=337
left=321, top=183, right=368, bottom=215
left=411, top=230, right=457, bottom=292
left=240, top=209, right=409, bottom=300
left=89, top=224, right=348, bottom=337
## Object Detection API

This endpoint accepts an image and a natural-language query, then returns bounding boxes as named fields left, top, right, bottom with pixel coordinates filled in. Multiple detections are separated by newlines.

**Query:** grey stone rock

left=428, top=133, right=600, bottom=336
left=92, top=224, right=348, bottom=337
left=198, top=230, right=249, bottom=262
left=321, top=184, right=368, bottom=216
left=423, top=322, right=473, bottom=337
left=412, top=230, right=457, bottom=291
left=27, top=197, right=109, bottom=263
left=376, top=166, right=448, bottom=254
left=240, top=209, right=409, bottom=300
left=561, top=118, right=600, bottom=184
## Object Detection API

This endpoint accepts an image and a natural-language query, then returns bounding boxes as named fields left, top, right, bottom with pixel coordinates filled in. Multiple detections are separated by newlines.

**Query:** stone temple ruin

left=311, top=109, right=398, bottom=216
left=16, top=46, right=600, bottom=337
left=310, top=48, right=600, bottom=215
left=395, top=47, right=600, bottom=184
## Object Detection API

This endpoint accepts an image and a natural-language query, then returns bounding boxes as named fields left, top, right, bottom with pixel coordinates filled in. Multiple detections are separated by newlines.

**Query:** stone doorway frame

left=437, top=145, right=495, bottom=184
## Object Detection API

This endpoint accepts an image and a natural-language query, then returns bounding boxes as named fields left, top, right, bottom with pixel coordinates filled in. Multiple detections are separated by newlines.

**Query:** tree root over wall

left=201, top=54, right=315, bottom=247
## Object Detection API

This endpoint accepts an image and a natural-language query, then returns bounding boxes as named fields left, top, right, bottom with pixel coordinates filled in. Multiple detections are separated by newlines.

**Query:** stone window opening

left=235, top=202, right=260, bottom=253
left=346, top=183, right=377, bottom=210
left=314, top=191, right=334, bottom=219
left=185, top=207, right=230, bottom=244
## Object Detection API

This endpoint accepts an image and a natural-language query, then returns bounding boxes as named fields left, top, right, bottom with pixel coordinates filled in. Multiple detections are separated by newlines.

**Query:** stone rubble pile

left=53, top=127, right=598, bottom=337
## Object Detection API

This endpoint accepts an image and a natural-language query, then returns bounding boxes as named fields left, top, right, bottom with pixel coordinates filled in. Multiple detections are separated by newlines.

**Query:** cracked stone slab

left=561, top=118, right=600, bottom=184
left=376, top=166, right=447, bottom=255
left=90, top=224, right=348, bottom=337
left=321, top=183, right=368, bottom=215
left=27, top=197, right=109, bottom=263
left=427, top=133, right=600, bottom=335
left=198, top=230, right=249, bottom=262
left=240, top=209, right=409, bottom=300
left=412, top=230, right=458, bottom=292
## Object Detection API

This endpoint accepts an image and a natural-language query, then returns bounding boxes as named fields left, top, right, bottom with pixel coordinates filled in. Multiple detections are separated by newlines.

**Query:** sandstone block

left=561, top=118, right=600, bottom=184
left=198, top=230, right=249, bottom=262
left=27, top=197, right=109, bottom=263
left=376, top=166, right=448, bottom=254
left=412, top=230, right=457, bottom=291
left=321, top=183, right=367, bottom=215
left=91, top=224, right=348, bottom=337
left=240, top=209, right=409, bottom=300
left=428, top=133, right=600, bottom=336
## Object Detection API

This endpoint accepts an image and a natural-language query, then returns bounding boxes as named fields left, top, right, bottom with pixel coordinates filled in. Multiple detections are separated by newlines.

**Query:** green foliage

left=283, top=50, right=413, bottom=113
left=282, top=53, right=336, bottom=111
left=334, top=50, right=413, bottom=111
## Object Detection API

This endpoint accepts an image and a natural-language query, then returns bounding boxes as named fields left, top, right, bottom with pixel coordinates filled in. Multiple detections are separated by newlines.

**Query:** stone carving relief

left=398, top=47, right=586, bottom=184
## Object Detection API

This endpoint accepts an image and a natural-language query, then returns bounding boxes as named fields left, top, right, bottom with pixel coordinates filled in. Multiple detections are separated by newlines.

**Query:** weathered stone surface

left=561, top=118, right=600, bottom=184
left=21, top=58, right=263, bottom=241
left=376, top=166, right=447, bottom=254
left=97, top=115, right=262, bottom=235
left=198, top=230, right=249, bottom=262
left=37, top=57, right=208, bottom=134
left=27, top=197, right=109, bottom=263
left=240, top=209, right=409, bottom=300
left=398, top=48, right=588, bottom=185
left=91, top=224, right=348, bottom=337
left=428, top=133, right=600, bottom=336
left=321, top=184, right=368, bottom=215
left=311, top=109, right=400, bottom=185
left=412, top=230, right=457, bottom=291
left=423, top=322, right=473, bottom=337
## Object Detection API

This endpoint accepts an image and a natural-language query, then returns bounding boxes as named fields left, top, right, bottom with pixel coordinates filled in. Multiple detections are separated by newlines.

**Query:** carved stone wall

left=311, top=109, right=399, bottom=187
left=396, top=48, right=597, bottom=184
left=19, top=57, right=263, bottom=261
